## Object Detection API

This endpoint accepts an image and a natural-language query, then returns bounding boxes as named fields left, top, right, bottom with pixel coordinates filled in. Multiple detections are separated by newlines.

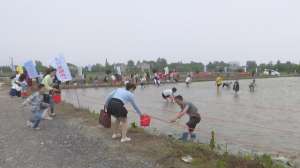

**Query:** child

left=185, top=75, right=192, bottom=87
left=233, top=80, right=240, bottom=94
left=170, top=95, right=201, bottom=141
left=22, top=84, right=49, bottom=130
left=162, top=87, right=177, bottom=102
left=19, top=74, right=28, bottom=98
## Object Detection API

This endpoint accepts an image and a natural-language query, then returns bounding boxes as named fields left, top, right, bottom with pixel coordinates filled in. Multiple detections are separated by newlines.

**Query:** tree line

left=83, top=58, right=300, bottom=74
left=1, top=59, right=300, bottom=77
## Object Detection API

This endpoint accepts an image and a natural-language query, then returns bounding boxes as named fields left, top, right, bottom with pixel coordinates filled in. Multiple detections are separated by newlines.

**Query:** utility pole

left=9, top=57, right=14, bottom=72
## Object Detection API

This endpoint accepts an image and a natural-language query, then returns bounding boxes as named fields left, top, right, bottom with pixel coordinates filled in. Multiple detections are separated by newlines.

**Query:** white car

left=263, top=69, right=280, bottom=76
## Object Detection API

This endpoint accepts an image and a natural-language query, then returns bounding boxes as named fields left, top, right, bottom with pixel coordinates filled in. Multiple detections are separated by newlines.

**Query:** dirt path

left=0, top=86, right=191, bottom=168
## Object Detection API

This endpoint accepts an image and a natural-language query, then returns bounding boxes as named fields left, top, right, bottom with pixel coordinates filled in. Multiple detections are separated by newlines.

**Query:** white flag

left=50, top=56, right=72, bottom=82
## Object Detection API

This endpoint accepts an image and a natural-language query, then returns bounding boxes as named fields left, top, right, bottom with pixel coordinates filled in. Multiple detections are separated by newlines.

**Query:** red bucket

left=53, top=94, right=61, bottom=104
left=140, top=115, right=151, bottom=127
left=21, top=91, right=28, bottom=97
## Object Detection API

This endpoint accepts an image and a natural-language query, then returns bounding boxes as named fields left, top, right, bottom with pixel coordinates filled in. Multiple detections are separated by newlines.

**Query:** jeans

left=44, top=94, right=55, bottom=114
left=30, top=111, right=43, bottom=128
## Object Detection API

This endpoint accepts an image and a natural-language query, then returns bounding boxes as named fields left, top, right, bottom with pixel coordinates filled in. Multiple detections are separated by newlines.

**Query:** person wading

left=170, top=95, right=201, bottom=141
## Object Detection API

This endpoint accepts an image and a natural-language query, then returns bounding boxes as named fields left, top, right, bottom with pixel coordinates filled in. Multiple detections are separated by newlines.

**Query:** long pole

left=9, top=57, right=14, bottom=72
left=75, top=89, right=81, bottom=110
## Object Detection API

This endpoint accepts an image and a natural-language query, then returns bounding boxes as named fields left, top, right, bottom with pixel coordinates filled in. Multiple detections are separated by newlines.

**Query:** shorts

left=217, top=83, right=221, bottom=87
left=162, top=93, right=170, bottom=99
left=107, top=98, right=128, bottom=118
left=186, top=117, right=201, bottom=131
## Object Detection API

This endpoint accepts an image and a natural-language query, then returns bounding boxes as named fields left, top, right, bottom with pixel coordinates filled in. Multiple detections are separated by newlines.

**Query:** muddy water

left=62, top=77, right=300, bottom=156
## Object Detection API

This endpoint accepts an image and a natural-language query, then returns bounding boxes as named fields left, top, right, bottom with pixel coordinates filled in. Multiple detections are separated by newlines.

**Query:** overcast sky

left=0, top=0, right=299, bottom=66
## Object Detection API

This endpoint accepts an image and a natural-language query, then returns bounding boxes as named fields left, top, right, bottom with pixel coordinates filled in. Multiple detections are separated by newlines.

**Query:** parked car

left=263, top=69, right=280, bottom=76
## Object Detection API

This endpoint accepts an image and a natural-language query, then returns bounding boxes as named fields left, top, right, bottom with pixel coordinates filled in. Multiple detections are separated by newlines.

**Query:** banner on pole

left=50, top=56, right=72, bottom=82
left=24, top=60, right=39, bottom=78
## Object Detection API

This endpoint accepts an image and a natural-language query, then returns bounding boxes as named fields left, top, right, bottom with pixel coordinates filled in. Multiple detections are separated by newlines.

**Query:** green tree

left=206, top=61, right=228, bottom=72
left=126, top=60, right=141, bottom=74
left=127, top=60, right=135, bottom=68
left=190, top=61, right=204, bottom=72
left=0, top=66, right=12, bottom=73
left=246, top=61, right=257, bottom=72
left=206, top=62, right=215, bottom=72
left=274, top=60, right=298, bottom=74
left=169, top=62, right=204, bottom=72
left=154, top=58, right=168, bottom=70
left=91, top=64, right=105, bottom=72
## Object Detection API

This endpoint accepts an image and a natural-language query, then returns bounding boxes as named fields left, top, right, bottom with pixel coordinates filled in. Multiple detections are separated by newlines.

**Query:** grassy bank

left=56, top=102, right=290, bottom=168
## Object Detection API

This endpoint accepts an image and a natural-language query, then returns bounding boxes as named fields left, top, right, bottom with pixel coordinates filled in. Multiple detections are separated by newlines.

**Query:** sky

left=0, top=0, right=300, bottom=66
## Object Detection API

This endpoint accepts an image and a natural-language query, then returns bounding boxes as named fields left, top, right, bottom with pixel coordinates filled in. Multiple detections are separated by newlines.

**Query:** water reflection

left=62, top=77, right=300, bottom=156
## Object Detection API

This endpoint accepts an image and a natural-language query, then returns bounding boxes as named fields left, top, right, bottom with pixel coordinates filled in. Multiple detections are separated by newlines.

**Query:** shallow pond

left=62, top=77, right=300, bottom=156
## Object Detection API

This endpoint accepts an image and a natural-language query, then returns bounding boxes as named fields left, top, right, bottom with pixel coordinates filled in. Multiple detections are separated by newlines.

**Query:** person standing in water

left=233, top=79, right=240, bottom=95
left=140, top=74, right=147, bottom=88
left=249, top=78, right=256, bottom=92
left=185, top=74, right=192, bottom=87
left=162, top=87, right=177, bottom=102
left=170, top=95, right=201, bottom=141
left=216, top=75, right=223, bottom=90
left=105, top=83, right=143, bottom=143
left=153, top=73, right=160, bottom=87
